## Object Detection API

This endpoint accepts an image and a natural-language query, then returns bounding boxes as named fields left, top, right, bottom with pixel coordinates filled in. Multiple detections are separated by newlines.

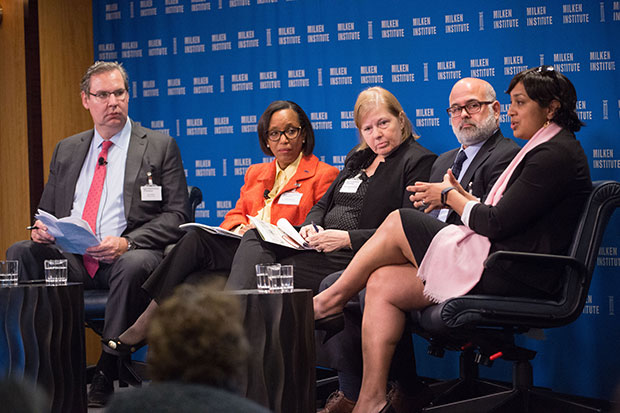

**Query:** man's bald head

left=448, top=78, right=501, bottom=147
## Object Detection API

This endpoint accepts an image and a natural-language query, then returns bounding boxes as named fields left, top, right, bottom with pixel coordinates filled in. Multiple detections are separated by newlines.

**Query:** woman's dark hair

left=506, top=65, right=583, bottom=132
left=257, top=100, right=315, bottom=157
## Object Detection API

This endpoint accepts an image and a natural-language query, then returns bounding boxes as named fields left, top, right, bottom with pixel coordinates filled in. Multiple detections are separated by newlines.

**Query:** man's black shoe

left=88, top=370, right=114, bottom=407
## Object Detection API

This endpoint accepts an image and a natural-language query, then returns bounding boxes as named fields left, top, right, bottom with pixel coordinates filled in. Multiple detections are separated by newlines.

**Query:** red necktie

left=82, top=140, right=113, bottom=277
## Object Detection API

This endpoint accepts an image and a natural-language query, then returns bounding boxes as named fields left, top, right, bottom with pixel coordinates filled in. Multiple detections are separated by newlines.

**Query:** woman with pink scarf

left=313, top=67, right=591, bottom=413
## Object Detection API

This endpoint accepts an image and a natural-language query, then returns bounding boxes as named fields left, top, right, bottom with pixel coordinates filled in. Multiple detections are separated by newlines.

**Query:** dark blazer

left=38, top=121, right=189, bottom=251
left=106, top=381, right=271, bottom=413
left=470, top=129, right=592, bottom=294
left=430, top=129, right=520, bottom=224
left=303, top=136, right=437, bottom=251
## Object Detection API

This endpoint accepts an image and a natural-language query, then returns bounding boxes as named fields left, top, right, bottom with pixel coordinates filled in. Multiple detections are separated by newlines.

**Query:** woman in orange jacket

left=103, top=100, right=338, bottom=355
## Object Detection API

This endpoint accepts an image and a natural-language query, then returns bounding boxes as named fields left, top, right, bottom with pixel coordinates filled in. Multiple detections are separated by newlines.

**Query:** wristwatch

left=124, top=237, right=136, bottom=251
left=441, top=186, right=457, bottom=207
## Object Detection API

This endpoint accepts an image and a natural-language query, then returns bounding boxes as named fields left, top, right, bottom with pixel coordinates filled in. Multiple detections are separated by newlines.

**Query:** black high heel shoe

left=102, top=337, right=147, bottom=356
left=314, top=312, right=345, bottom=343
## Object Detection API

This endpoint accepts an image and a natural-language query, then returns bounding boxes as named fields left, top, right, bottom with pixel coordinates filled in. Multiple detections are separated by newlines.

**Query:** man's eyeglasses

left=88, top=89, right=128, bottom=102
left=446, top=100, right=493, bottom=118
left=267, top=126, right=302, bottom=142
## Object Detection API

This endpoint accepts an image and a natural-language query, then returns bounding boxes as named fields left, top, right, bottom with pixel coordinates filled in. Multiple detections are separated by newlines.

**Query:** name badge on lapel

left=278, top=190, right=303, bottom=205
left=141, top=171, right=162, bottom=201
left=340, top=173, right=363, bottom=193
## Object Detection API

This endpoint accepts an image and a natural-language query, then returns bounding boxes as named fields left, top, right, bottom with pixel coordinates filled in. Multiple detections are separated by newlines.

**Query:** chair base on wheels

left=424, top=358, right=606, bottom=413
left=412, top=181, right=620, bottom=413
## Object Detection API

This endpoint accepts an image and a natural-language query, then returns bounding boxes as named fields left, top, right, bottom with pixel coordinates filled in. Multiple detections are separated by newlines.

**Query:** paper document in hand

left=35, top=209, right=101, bottom=254
left=247, top=216, right=312, bottom=250
left=276, top=218, right=309, bottom=247
left=179, top=223, right=241, bottom=239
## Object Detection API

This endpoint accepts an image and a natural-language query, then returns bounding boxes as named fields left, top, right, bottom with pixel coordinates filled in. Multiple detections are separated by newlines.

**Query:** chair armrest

left=484, top=250, right=586, bottom=275
left=187, top=185, right=203, bottom=222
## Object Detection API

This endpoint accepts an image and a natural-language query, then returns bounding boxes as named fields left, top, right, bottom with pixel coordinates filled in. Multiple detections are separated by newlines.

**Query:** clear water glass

left=45, top=259, right=68, bottom=285
left=0, top=260, right=18, bottom=286
left=256, top=263, right=278, bottom=293
left=280, top=265, right=294, bottom=293
left=267, top=264, right=282, bottom=293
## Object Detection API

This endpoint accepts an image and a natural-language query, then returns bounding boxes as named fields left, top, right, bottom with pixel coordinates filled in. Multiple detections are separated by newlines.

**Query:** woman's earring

left=543, top=120, right=550, bottom=128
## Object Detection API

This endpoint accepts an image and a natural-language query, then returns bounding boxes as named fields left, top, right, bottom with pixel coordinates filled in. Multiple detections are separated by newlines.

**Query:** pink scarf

left=417, top=122, right=562, bottom=303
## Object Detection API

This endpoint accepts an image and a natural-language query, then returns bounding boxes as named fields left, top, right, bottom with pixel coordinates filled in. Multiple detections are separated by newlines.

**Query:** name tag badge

left=141, top=184, right=162, bottom=201
left=340, top=178, right=362, bottom=193
left=278, top=191, right=303, bottom=205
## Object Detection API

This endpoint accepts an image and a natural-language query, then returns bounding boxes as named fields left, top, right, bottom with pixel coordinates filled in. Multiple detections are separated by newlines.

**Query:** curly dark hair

left=257, top=100, right=315, bottom=156
left=506, top=65, right=583, bottom=132
left=147, top=281, right=249, bottom=391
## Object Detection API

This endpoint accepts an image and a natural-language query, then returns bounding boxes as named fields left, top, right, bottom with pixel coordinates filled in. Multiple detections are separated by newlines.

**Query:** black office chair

left=186, top=185, right=203, bottom=223
left=412, top=180, right=620, bottom=412
left=84, top=185, right=203, bottom=383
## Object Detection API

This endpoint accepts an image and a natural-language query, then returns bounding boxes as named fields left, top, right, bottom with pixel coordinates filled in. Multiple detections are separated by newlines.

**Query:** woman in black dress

left=313, top=67, right=592, bottom=412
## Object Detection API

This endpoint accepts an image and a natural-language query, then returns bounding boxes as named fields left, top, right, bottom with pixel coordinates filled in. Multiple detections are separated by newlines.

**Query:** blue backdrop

left=92, top=0, right=620, bottom=400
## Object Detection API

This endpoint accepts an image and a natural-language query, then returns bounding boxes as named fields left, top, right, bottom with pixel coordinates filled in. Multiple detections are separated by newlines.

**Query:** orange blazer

left=221, top=154, right=339, bottom=230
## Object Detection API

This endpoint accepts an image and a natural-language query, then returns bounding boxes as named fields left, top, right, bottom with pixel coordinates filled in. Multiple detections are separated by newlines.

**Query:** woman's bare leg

left=352, top=264, right=432, bottom=413
left=314, top=210, right=416, bottom=319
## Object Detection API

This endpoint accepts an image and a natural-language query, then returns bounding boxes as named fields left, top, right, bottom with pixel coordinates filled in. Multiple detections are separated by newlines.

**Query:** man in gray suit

left=317, top=78, right=520, bottom=413
left=7, top=61, right=189, bottom=407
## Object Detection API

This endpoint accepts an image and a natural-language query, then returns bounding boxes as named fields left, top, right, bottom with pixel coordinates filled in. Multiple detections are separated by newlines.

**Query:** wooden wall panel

left=38, top=0, right=93, bottom=180
left=37, top=0, right=96, bottom=365
left=1, top=0, right=97, bottom=363
left=0, top=0, right=93, bottom=255
left=0, top=1, right=31, bottom=255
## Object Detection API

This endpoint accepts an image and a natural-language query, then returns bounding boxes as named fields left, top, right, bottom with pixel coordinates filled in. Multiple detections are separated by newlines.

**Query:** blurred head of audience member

left=107, top=282, right=271, bottom=412
left=0, top=379, right=48, bottom=413
left=147, top=280, right=249, bottom=392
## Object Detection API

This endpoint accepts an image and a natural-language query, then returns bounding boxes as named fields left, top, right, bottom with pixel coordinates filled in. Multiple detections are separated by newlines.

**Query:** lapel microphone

left=98, top=157, right=107, bottom=166
left=264, top=189, right=270, bottom=199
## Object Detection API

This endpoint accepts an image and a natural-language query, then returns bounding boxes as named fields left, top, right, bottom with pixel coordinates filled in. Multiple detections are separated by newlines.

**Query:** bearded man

left=428, top=77, right=520, bottom=224
left=315, top=78, right=521, bottom=413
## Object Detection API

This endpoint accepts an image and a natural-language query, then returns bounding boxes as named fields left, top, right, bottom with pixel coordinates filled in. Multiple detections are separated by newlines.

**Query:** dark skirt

left=399, top=208, right=555, bottom=299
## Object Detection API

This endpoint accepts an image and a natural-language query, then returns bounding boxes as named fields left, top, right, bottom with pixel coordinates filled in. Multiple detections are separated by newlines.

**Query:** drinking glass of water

left=256, top=263, right=278, bottom=293
left=0, top=260, right=18, bottom=286
left=280, top=265, right=294, bottom=293
left=267, top=264, right=283, bottom=293
left=45, top=259, right=68, bottom=285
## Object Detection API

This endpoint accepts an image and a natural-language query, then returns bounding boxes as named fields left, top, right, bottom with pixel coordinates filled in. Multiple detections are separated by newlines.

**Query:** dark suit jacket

left=38, top=121, right=189, bottom=251
left=303, top=136, right=437, bottom=251
left=106, top=381, right=271, bottom=413
left=470, top=129, right=592, bottom=294
left=429, top=129, right=520, bottom=224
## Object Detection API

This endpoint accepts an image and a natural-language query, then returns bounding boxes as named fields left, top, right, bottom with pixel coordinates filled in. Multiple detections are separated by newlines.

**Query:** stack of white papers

left=248, top=216, right=313, bottom=250
left=35, top=209, right=100, bottom=254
